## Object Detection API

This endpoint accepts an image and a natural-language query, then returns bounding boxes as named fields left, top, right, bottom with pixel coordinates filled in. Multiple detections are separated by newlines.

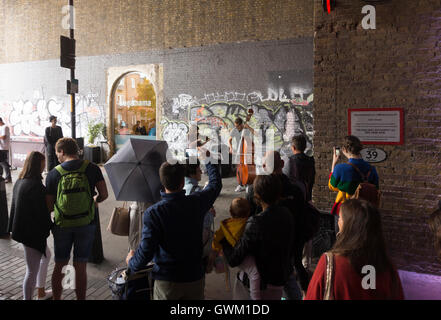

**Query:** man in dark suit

left=44, top=116, right=63, bottom=172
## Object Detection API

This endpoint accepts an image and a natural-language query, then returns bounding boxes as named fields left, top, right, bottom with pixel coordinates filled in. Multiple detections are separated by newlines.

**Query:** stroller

left=107, top=264, right=154, bottom=300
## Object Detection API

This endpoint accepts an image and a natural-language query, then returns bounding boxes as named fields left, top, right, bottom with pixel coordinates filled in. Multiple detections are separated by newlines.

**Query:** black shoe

left=0, top=233, right=11, bottom=239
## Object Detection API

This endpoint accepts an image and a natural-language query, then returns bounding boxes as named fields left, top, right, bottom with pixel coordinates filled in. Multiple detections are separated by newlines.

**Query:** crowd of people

left=1, top=113, right=441, bottom=301
left=7, top=137, right=108, bottom=300
left=122, top=131, right=408, bottom=301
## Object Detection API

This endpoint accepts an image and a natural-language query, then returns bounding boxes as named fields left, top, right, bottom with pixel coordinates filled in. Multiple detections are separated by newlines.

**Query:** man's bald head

left=263, top=150, right=284, bottom=175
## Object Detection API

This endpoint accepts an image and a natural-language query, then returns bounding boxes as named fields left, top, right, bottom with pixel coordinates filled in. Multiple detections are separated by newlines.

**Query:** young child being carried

left=210, top=197, right=262, bottom=300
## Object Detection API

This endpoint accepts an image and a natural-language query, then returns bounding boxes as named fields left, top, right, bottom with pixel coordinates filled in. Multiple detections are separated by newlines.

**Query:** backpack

left=347, top=162, right=381, bottom=207
left=54, top=160, right=95, bottom=228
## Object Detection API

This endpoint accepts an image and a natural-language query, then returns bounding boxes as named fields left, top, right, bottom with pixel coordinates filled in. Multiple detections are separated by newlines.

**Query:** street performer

left=228, top=114, right=255, bottom=193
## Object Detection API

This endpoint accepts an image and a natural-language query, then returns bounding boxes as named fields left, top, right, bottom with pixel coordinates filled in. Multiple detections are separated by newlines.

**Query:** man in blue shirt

left=126, top=160, right=222, bottom=300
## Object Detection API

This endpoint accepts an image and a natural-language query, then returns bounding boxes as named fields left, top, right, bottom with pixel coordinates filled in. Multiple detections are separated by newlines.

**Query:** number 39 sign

left=361, top=148, right=387, bottom=163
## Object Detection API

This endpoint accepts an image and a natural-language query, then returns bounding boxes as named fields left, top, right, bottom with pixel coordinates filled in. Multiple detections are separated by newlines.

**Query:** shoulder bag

left=107, top=202, right=130, bottom=236
left=324, top=252, right=335, bottom=300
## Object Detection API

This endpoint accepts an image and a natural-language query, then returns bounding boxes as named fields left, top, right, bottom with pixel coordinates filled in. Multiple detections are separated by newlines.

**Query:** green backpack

left=54, top=160, right=95, bottom=228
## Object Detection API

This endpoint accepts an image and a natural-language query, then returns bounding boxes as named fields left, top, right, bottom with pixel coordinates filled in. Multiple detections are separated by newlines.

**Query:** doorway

left=107, top=64, right=163, bottom=155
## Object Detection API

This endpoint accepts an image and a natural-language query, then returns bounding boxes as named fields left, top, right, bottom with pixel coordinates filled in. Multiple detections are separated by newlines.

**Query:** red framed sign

left=348, top=108, right=404, bottom=145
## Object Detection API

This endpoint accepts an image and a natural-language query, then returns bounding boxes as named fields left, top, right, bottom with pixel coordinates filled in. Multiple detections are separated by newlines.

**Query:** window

left=114, top=72, right=156, bottom=137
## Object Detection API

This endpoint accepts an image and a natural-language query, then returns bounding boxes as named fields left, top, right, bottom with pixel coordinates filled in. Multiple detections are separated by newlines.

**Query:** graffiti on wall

left=0, top=93, right=105, bottom=140
left=160, top=119, right=190, bottom=157
left=170, top=89, right=313, bottom=115
left=162, top=90, right=314, bottom=158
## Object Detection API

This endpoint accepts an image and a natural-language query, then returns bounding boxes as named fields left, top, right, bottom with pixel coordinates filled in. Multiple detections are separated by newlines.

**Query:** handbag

left=324, top=252, right=335, bottom=300
left=107, top=202, right=130, bottom=236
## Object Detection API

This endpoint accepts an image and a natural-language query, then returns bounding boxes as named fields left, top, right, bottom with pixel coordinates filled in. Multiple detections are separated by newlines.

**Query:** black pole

left=70, top=0, right=76, bottom=139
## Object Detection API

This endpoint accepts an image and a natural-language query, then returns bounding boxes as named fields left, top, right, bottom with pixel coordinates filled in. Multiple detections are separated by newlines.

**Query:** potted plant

left=84, top=122, right=105, bottom=163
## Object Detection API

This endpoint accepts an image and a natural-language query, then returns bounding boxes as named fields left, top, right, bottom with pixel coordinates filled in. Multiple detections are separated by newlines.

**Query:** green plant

left=88, top=122, right=105, bottom=145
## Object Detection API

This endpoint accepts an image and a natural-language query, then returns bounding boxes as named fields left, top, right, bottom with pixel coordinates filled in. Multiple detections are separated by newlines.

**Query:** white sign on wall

left=361, top=147, right=387, bottom=163
left=348, top=108, right=404, bottom=145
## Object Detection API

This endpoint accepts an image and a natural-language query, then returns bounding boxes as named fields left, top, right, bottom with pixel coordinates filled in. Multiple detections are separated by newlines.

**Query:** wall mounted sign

left=348, top=108, right=404, bottom=145
left=360, top=147, right=387, bottom=163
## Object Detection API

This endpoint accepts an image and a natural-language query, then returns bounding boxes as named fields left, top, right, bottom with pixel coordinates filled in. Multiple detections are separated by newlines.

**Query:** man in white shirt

left=228, top=117, right=255, bottom=192
left=0, top=118, right=11, bottom=183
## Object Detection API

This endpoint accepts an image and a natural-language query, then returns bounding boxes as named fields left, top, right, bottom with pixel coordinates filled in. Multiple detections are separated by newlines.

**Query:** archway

left=107, top=64, right=163, bottom=156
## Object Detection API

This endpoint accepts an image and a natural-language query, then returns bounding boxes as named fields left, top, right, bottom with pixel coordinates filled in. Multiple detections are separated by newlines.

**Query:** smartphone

left=335, top=147, right=341, bottom=156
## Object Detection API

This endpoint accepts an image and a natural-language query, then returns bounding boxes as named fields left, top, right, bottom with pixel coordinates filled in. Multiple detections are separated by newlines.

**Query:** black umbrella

left=104, top=138, right=169, bottom=203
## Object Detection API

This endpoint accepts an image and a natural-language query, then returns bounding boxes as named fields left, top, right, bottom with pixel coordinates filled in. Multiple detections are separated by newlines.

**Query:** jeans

left=22, top=245, right=51, bottom=300
left=52, top=223, right=96, bottom=262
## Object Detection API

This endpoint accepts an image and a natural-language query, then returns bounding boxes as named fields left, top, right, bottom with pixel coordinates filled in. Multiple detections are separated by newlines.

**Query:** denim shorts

left=52, top=224, right=96, bottom=263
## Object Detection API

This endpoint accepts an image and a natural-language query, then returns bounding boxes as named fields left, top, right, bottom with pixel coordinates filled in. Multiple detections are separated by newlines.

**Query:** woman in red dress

left=305, top=199, right=404, bottom=300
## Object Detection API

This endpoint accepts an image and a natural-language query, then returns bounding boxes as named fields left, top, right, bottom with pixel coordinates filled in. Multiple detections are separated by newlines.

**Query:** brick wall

left=0, top=0, right=313, bottom=64
left=313, top=0, right=441, bottom=274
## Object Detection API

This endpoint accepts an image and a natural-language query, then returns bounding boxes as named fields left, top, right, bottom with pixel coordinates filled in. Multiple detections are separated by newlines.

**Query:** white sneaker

left=235, top=185, right=246, bottom=192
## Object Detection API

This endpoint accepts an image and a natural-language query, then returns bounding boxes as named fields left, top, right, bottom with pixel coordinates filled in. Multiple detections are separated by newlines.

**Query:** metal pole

left=70, top=0, right=76, bottom=139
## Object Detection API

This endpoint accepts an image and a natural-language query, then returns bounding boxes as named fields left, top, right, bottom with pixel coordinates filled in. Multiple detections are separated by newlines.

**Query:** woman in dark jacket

left=9, top=151, right=53, bottom=300
left=222, top=174, right=295, bottom=299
